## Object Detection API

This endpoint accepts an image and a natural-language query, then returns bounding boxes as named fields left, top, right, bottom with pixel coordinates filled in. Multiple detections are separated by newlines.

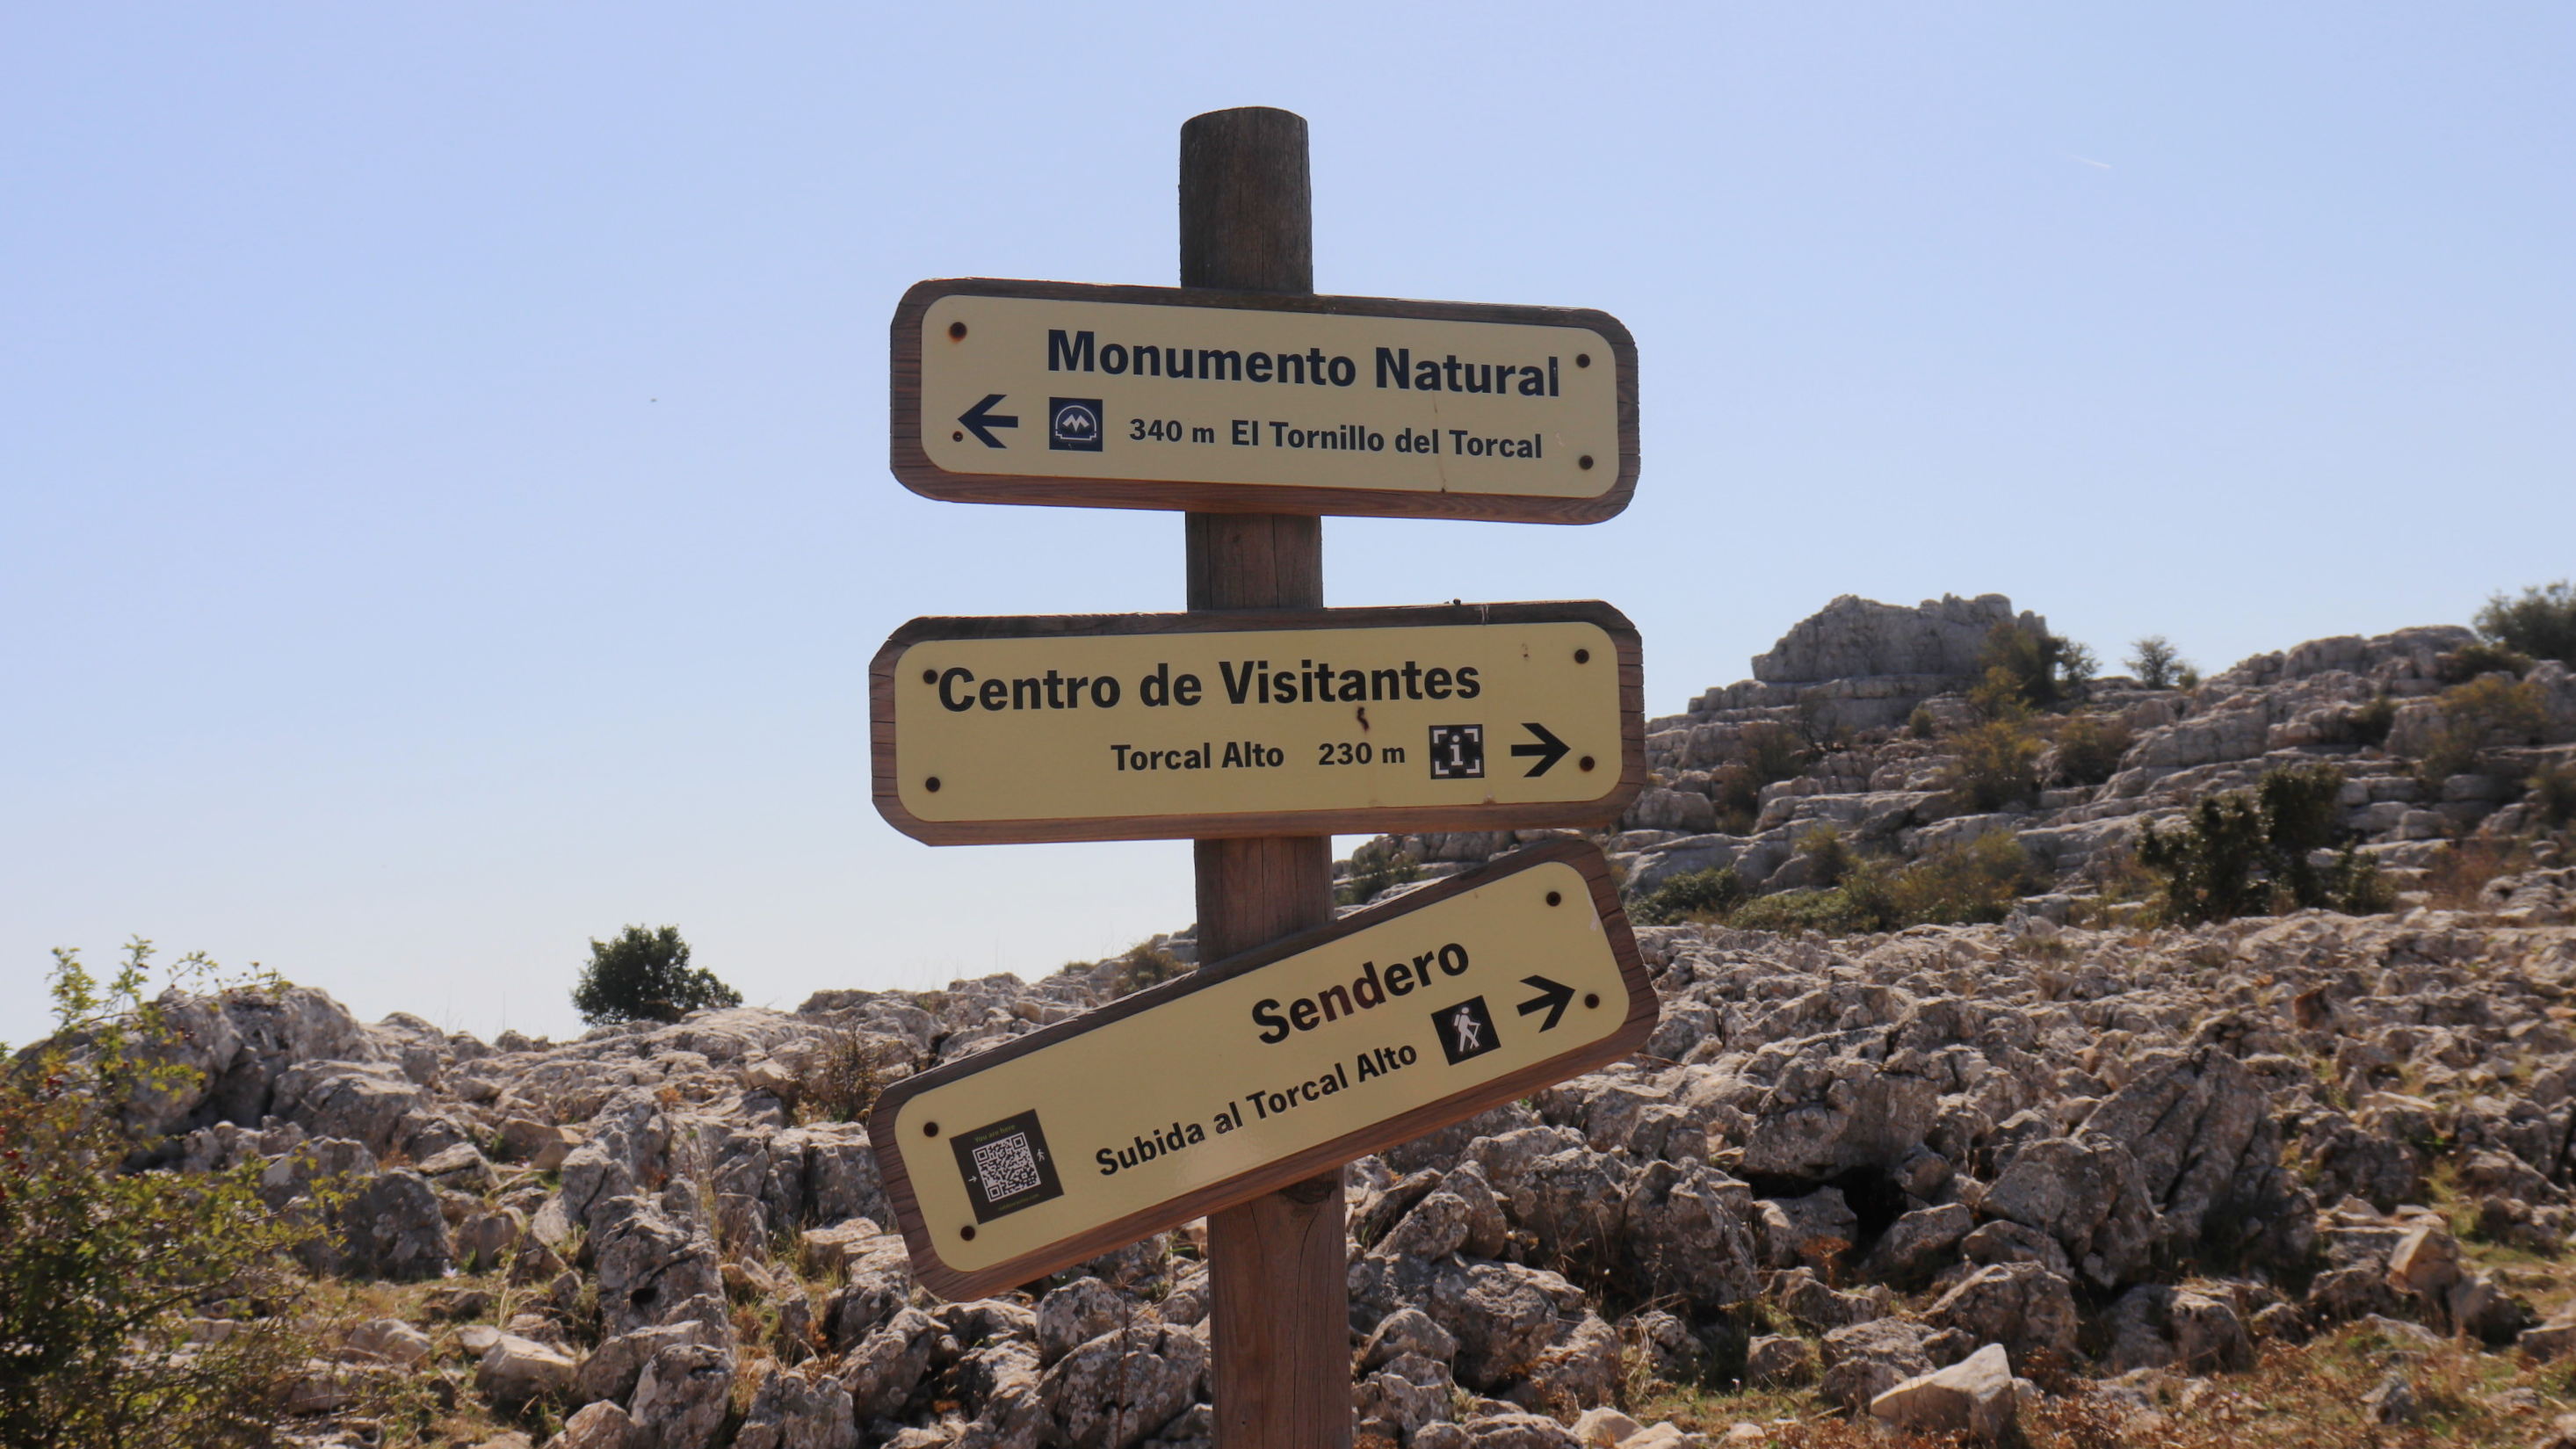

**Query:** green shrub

left=1627, top=866, right=1748, bottom=926
left=2050, top=714, right=2131, bottom=786
left=1107, top=941, right=1189, bottom=997
left=1943, top=717, right=2045, bottom=810
left=1726, top=886, right=1866, bottom=935
left=2437, top=640, right=2535, bottom=684
left=2476, top=579, right=2576, bottom=667
left=2444, top=675, right=2551, bottom=741
left=1722, top=833, right=2041, bottom=935
left=570, top=924, right=740, bottom=1025
left=1969, top=620, right=2095, bottom=715
left=1335, top=838, right=1422, bottom=907
left=2138, top=763, right=2389, bottom=924
left=2256, top=760, right=2359, bottom=908
left=1659, top=824, right=2040, bottom=938
left=3, top=943, right=334, bottom=1447
left=1704, top=723, right=1813, bottom=833
left=1741, top=722, right=1813, bottom=790
left=2529, top=763, right=2576, bottom=829
left=1965, top=670, right=2023, bottom=720
left=1797, top=824, right=1853, bottom=888
left=1705, top=764, right=1759, bottom=832
left=2414, top=676, right=2551, bottom=787
left=2126, top=635, right=2190, bottom=691
left=1907, top=705, right=1937, bottom=740
left=2416, top=728, right=2477, bottom=790
left=2342, top=693, right=2398, bottom=749
left=1882, top=831, right=2046, bottom=924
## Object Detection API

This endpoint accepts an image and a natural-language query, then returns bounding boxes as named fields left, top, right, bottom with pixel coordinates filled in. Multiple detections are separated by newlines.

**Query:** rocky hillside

left=1365, top=593, right=2575, bottom=918
left=30, top=594, right=2576, bottom=1449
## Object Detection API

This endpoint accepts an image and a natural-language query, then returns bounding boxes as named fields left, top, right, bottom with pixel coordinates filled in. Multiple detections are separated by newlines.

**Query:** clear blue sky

left=4, top=4, right=2568, bottom=1047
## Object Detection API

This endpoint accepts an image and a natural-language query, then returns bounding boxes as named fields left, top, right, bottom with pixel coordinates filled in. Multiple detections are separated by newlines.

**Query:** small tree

left=2255, top=761, right=2356, bottom=909
left=2126, top=635, right=2189, bottom=691
left=2, top=942, right=331, bottom=1447
left=571, top=924, right=740, bottom=1025
left=2139, top=792, right=2273, bottom=925
left=2476, top=580, right=2576, bottom=667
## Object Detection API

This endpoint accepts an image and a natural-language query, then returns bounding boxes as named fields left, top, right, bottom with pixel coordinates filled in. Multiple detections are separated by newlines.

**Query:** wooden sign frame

left=867, top=837, right=1655, bottom=1300
left=869, top=599, right=1646, bottom=845
left=889, top=278, right=1639, bottom=524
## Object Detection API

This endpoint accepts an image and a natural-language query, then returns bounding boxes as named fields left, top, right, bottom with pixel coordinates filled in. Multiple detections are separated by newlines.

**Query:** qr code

left=971, top=1132, right=1043, bottom=1200
left=952, top=1108, right=1061, bottom=1221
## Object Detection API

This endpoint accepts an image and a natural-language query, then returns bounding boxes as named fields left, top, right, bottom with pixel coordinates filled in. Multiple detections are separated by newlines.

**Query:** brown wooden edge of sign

left=869, top=599, right=1646, bottom=845
left=867, top=836, right=1655, bottom=1301
left=888, top=277, right=1639, bottom=524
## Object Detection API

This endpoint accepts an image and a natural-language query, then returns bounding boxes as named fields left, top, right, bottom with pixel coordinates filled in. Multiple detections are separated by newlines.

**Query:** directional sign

left=869, top=839, right=1654, bottom=1299
left=890, top=279, right=1638, bottom=524
left=871, top=602, right=1644, bottom=844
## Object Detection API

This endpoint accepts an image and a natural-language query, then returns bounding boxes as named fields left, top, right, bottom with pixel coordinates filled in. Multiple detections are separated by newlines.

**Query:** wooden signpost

left=891, top=279, right=1639, bottom=522
left=875, top=107, right=1646, bottom=1449
left=869, top=840, right=1652, bottom=1299
left=872, top=601, right=1644, bottom=844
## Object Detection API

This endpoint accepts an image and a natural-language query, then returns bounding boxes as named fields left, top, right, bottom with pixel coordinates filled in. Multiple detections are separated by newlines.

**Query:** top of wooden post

left=1179, top=107, right=1312, bottom=295
left=1179, top=107, right=1321, bottom=610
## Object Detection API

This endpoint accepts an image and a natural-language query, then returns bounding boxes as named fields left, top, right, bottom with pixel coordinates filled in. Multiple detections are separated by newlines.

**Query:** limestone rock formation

left=43, top=592, right=2576, bottom=1446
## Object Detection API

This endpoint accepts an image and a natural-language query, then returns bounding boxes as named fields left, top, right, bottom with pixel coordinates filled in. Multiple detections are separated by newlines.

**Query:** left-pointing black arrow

left=1509, top=722, right=1570, bottom=777
left=1516, top=974, right=1574, bottom=1032
left=958, top=394, right=1017, bottom=448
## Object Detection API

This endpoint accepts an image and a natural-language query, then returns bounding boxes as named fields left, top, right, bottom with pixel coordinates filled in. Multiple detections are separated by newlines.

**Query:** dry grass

left=1622, top=1379, right=1825, bottom=1440
left=297, top=1272, right=519, bottom=1446
left=1621, top=1313, right=2576, bottom=1449
left=2039, top=1323, right=2552, bottom=1448
left=2423, top=839, right=2539, bottom=912
left=799, top=1025, right=901, bottom=1123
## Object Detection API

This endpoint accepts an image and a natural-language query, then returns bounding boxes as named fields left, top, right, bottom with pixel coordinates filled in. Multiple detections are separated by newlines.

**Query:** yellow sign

left=870, top=840, right=1653, bottom=1300
left=871, top=603, right=1643, bottom=844
left=890, top=279, right=1638, bottom=524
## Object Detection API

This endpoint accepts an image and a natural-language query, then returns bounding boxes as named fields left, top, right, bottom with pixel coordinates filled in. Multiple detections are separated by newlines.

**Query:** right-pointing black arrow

left=958, top=394, right=1017, bottom=448
left=1516, top=974, right=1574, bottom=1032
left=1509, top=722, right=1570, bottom=777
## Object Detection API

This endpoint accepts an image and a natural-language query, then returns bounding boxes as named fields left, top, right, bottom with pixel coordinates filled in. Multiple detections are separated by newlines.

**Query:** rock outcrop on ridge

left=1374, top=593, right=2573, bottom=910
left=31, top=592, right=2576, bottom=1448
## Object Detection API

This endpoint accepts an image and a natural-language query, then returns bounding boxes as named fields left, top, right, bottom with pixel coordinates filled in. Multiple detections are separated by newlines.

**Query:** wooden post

left=1181, top=106, right=1350, bottom=1449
